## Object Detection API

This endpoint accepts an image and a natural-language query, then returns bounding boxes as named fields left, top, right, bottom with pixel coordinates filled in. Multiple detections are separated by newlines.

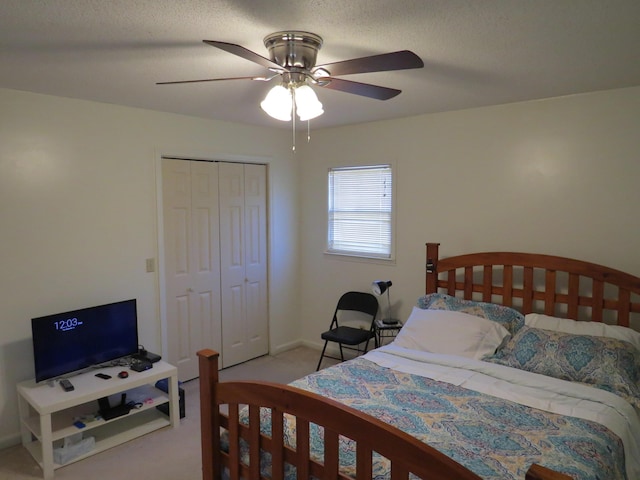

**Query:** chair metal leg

left=316, top=341, right=329, bottom=371
left=339, top=344, right=345, bottom=362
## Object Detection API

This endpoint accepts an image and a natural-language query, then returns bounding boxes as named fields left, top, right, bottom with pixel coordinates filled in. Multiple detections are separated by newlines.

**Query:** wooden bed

left=198, top=242, right=640, bottom=480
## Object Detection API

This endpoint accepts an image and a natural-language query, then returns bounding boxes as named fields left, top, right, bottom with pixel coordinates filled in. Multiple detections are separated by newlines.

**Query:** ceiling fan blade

left=203, top=40, right=283, bottom=70
left=319, top=77, right=401, bottom=100
left=315, top=50, right=423, bottom=77
left=156, top=75, right=275, bottom=85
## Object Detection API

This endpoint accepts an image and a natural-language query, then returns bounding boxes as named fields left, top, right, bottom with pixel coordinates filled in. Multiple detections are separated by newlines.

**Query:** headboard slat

left=544, top=270, right=556, bottom=316
left=447, top=271, right=456, bottom=296
left=592, top=280, right=604, bottom=322
left=523, top=267, right=534, bottom=314
left=619, top=289, right=631, bottom=327
left=464, top=267, right=473, bottom=299
left=567, top=274, right=579, bottom=320
left=482, top=266, right=492, bottom=302
left=503, top=266, right=513, bottom=308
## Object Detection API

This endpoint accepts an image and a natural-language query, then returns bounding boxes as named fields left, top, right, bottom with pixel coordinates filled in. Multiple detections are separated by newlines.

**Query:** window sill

left=323, top=250, right=396, bottom=265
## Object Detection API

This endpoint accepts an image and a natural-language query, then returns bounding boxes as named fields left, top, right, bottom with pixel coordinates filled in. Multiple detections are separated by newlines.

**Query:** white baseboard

left=0, top=432, right=21, bottom=450
left=299, top=339, right=323, bottom=351
left=269, top=339, right=305, bottom=356
left=271, top=339, right=370, bottom=364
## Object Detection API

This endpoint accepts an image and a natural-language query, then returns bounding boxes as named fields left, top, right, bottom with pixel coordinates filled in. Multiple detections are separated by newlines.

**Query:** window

left=327, top=165, right=393, bottom=259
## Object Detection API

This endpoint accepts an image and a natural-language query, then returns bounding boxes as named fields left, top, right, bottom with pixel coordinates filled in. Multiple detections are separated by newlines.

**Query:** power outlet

left=145, top=258, right=155, bottom=273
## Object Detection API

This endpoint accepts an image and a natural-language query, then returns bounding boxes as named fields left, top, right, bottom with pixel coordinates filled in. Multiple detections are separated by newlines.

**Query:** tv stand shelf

left=17, top=360, right=179, bottom=479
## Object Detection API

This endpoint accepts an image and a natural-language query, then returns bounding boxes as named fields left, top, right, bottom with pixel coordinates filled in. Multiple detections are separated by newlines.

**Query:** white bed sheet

left=364, top=344, right=640, bottom=479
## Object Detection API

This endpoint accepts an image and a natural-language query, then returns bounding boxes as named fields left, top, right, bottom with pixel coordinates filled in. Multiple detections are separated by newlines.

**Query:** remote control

left=60, top=379, right=74, bottom=392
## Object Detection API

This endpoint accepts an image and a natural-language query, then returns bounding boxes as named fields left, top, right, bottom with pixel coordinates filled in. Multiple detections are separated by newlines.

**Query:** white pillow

left=525, top=313, right=640, bottom=353
left=393, top=307, right=511, bottom=360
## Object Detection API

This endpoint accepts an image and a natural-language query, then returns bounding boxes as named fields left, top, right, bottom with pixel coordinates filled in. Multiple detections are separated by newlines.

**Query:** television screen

left=31, top=299, right=139, bottom=383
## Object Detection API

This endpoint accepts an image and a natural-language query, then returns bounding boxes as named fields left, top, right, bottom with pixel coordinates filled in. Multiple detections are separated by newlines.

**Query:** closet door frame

left=156, top=155, right=270, bottom=377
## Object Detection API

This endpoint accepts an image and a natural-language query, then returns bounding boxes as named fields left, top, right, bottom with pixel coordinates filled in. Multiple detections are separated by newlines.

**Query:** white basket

left=53, top=435, right=95, bottom=465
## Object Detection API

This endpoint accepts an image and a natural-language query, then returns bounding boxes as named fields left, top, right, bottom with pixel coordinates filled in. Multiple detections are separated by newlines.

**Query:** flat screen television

left=31, top=299, right=139, bottom=383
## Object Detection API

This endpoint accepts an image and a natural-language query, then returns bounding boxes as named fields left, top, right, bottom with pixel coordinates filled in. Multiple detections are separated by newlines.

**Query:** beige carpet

left=0, top=346, right=335, bottom=480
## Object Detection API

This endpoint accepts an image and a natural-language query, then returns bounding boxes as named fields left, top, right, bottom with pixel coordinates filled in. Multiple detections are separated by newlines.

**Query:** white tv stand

left=17, top=360, right=179, bottom=479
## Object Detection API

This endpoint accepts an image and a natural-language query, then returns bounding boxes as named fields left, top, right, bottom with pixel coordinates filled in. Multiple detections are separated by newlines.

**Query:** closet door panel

left=219, top=162, right=268, bottom=367
left=190, top=161, right=222, bottom=373
left=176, top=295, right=191, bottom=364
left=219, top=163, right=247, bottom=367
left=163, top=159, right=195, bottom=379
left=243, top=164, right=268, bottom=359
left=162, top=159, right=221, bottom=381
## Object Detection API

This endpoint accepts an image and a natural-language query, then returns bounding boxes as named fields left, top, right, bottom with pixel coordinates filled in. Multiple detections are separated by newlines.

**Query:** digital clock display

left=54, top=318, right=83, bottom=331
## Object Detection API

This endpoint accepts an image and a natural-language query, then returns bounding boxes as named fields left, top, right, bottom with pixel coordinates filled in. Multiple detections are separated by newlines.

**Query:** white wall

left=298, top=86, right=640, bottom=348
left=0, top=88, right=300, bottom=446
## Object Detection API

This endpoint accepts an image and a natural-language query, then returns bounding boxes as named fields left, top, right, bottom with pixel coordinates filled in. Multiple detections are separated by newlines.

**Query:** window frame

left=325, top=164, right=396, bottom=262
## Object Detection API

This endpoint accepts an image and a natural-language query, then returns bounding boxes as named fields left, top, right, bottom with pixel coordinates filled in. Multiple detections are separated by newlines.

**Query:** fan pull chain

left=307, top=120, right=311, bottom=142
left=292, top=109, right=296, bottom=152
left=292, top=89, right=296, bottom=152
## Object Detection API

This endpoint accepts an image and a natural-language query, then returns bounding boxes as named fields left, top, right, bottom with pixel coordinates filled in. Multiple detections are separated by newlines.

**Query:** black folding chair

left=316, top=291, right=379, bottom=371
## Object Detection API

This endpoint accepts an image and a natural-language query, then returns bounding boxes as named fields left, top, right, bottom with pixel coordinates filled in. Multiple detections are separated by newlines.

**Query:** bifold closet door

left=218, top=162, right=268, bottom=368
left=162, top=159, right=222, bottom=381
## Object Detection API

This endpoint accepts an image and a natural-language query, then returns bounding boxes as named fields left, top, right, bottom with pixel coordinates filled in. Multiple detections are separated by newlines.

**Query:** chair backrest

left=333, top=291, right=379, bottom=329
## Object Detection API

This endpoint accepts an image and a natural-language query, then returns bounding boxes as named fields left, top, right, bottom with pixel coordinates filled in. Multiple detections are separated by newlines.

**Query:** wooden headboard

left=425, top=242, right=640, bottom=328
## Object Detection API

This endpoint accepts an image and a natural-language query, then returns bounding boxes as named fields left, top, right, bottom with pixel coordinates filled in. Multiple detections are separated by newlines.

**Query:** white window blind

left=327, top=165, right=393, bottom=258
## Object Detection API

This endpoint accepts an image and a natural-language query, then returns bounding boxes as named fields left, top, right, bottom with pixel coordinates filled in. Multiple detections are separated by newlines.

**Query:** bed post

left=426, top=243, right=440, bottom=293
left=198, top=349, right=221, bottom=480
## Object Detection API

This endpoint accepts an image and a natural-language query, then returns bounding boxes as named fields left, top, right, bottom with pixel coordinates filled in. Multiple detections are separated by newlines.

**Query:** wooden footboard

left=198, top=349, right=569, bottom=480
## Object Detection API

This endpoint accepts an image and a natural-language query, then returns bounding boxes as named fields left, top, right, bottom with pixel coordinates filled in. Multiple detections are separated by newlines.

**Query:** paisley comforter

left=223, top=345, right=640, bottom=479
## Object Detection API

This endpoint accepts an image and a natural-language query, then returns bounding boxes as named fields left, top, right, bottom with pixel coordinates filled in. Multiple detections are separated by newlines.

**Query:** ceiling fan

left=157, top=31, right=424, bottom=122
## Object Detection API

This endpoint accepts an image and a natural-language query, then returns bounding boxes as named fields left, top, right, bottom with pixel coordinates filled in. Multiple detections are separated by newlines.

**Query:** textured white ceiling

left=1, top=0, right=639, bottom=129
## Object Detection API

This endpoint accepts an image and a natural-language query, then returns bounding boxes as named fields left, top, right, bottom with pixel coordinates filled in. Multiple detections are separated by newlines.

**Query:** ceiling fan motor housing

left=264, top=31, right=323, bottom=75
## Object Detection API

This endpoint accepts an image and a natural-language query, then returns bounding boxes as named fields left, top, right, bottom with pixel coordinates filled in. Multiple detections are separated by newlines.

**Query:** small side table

left=375, top=319, right=403, bottom=346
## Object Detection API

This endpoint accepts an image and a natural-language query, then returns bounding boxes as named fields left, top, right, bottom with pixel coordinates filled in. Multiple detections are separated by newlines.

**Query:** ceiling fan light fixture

left=294, top=85, right=324, bottom=121
left=260, top=85, right=292, bottom=121
left=160, top=32, right=424, bottom=129
left=160, top=32, right=424, bottom=143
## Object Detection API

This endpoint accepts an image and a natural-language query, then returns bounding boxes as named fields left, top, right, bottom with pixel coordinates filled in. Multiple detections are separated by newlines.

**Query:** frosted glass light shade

left=294, top=85, right=324, bottom=121
left=260, top=85, right=292, bottom=121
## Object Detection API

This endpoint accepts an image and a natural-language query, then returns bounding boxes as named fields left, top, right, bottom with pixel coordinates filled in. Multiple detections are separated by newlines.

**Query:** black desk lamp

left=372, top=280, right=397, bottom=324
